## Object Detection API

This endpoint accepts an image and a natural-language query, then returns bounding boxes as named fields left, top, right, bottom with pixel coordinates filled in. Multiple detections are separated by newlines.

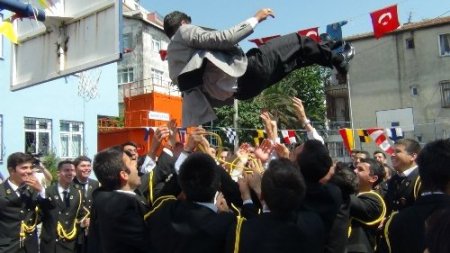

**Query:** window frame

left=439, top=80, right=450, bottom=108
left=24, top=117, right=52, bottom=155
left=117, top=67, right=135, bottom=84
left=151, top=68, right=164, bottom=86
left=59, top=120, right=84, bottom=159
left=152, top=39, right=161, bottom=52
left=438, top=33, right=450, bottom=57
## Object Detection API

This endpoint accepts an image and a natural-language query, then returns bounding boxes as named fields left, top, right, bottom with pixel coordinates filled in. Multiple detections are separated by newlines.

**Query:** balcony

left=121, top=78, right=181, bottom=98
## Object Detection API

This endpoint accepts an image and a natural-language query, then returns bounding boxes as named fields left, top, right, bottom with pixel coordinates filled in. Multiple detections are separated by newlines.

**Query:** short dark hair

left=330, top=162, right=359, bottom=198
left=262, top=158, right=305, bottom=214
left=57, top=160, right=74, bottom=171
left=417, top=139, right=450, bottom=192
left=163, top=11, right=191, bottom=38
left=73, top=155, right=91, bottom=167
left=360, top=158, right=385, bottom=187
left=395, top=138, right=421, bottom=155
left=178, top=153, right=219, bottom=202
left=373, top=150, right=386, bottom=159
left=296, top=140, right=332, bottom=182
left=7, top=152, right=34, bottom=171
left=122, top=141, right=137, bottom=149
left=356, top=150, right=370, bottom=158
left=93, top=146, right=128, bottom=191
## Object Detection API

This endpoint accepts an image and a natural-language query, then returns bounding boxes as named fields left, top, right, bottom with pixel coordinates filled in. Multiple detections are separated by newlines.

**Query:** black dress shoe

left=334, top=42, right=355, bottom=75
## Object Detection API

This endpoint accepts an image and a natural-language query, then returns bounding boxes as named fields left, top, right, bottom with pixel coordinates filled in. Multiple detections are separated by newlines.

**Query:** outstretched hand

left=254, top=8, right=275, bottom=23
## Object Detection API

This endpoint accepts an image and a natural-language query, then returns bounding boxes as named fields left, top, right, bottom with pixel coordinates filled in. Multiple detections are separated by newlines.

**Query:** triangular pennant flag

left=367, top=128, right=394, bottom=155
left=339, top=128, right=355, bottom=153
left=159, top=50, right=167, bottom=61
left=248, top=35, right=280, bottom=47
left=386, top=127, right=404, bottom=141
left=370, top=5, right=400, bottom=39
left=0, top=20, right=18, bottom=44
left=281, top=130, right=297, bottom=145
left=253, top=129, right=265, bottom=146
left=178, top=128, right=187, bottom=144
left=221, top=127, right=237, bottom=145
left=357, top=129, right=372, bottom=143
left=297, top=27, right=320, bottom=42
left=326, top=20, right=348, bottom=41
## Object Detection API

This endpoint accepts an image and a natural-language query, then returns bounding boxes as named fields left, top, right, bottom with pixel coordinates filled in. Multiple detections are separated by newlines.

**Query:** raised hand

left=274, top=143, right=290, bottom=159
left=254, top=8, right=275, bottom=23
left=254, top=139, right=273, bottom=163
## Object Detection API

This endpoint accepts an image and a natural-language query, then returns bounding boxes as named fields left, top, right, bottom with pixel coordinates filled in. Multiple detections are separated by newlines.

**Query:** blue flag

left=326, top=20, right=348, bottom=41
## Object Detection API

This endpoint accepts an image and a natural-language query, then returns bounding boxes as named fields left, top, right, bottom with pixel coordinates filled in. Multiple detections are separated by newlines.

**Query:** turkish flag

left=159, top=50, right=167, bottom=61
left=249, top=35, right=280, bottom=47
left=370, top=5, right=400, bottom=39
left=297, top=27, right=320, bottom=42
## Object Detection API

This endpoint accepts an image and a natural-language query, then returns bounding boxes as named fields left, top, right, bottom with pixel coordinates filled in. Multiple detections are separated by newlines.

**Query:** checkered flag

left=221, top=127, right=237, bottom=145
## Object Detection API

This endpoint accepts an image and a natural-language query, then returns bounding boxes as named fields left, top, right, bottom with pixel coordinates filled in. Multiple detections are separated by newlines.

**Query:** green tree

left=213, top=65, right=329, bottom=145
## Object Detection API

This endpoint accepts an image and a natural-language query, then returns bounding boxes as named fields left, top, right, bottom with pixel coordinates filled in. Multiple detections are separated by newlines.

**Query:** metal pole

left=233, top=99, right=239, bottom=152
left=347, top=72, right=355, bottom=159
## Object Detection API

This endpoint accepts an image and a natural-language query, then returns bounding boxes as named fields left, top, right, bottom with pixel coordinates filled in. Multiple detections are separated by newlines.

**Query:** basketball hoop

left=77, top=69, right=101, bottom=101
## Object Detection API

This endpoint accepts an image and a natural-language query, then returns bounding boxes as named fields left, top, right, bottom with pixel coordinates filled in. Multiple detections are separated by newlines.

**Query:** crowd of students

left=1, top=96, right=450, bottom=253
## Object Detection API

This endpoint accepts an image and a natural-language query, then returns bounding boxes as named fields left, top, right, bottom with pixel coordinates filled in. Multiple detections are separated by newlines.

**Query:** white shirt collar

left=7, top=179, right=20, bottom=192
left=114, top=189, right=137, bottom=196
left=400, top=165, right=417, bottom=177
left=194, top=202, right=218, bottom=213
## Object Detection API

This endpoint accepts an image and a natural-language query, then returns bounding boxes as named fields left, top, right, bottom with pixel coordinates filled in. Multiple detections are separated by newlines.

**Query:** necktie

left=63, top=190, right=70, bottom=208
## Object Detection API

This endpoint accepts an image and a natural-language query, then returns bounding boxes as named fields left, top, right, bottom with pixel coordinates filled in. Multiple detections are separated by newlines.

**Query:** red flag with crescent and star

left=297, top=27, right=320, bottom=42
left=249, top=35, right=280, bottom=47
left=370, top=5, right=400, bottom=39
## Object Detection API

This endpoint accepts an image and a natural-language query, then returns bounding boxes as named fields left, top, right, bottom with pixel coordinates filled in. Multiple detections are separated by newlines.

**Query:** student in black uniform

left=348, top=158, right=386, bottom=253
left=384, top=139, right=450, bottom=253
left=228, top=158, right=325, bottom=253
left=39, top=160, right=87, bottom=253
left=0, top=152, right=45, bottom=253
left=87, top=147, right=148, bottom=253
left=146, top=153, right=236, bottom=253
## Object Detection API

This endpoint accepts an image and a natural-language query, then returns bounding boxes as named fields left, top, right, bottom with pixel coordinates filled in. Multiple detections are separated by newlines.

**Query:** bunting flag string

left=281, top=130, right=297, bottom=145
left=370, top=4, right=400, bottom=39
left=367, top=128, right=394, bottom=155
left=248, top=35, right=280, bottom=47
left=339, top=128, right=355, bottom=153
left=297, top=27, right=320, bottom=42
left=386, top=127, right=404, bottom=141
left=221, top=127, right=237, bottom=144
left=326, top=20, right=348, bottom=41
left=357, top=129, right=372, bottom=143
left=253, top=129, right=266, bottom=146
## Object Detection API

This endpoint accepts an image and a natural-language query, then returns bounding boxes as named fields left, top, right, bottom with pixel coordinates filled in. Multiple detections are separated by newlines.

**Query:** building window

left=0, top=115, right=3, bottom=162
left=60, top=121, right=83, bottom=159
left=118, top=67, right=134, bottom=84
left=24, top=117, right=52, bottom=155
left=440, top=80, right=450, bottom=108
left=151, top=69, right=164, bottom=86
left=439, top=34, right=450, bottom=56
left=326, top=142, right=346, bottom=158
left=405, top=38, right=415, bottom=49
left=123, top=33, right=133, bottom=49
left=410, top=86, right=418, bottom=96
left=152, top=39, right=161, bottom=52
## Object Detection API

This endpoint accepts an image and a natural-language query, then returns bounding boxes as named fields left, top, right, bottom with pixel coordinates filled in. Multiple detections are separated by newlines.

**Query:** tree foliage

left=213, top=66, right=329, bottom=145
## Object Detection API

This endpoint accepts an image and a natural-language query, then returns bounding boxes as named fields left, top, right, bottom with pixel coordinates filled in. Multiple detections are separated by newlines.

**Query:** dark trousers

left=235, top=33, right=337, bottom=100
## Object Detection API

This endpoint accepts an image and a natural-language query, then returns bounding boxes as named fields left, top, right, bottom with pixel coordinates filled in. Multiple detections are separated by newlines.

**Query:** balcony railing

left=121, top=78, right=181, bottom=98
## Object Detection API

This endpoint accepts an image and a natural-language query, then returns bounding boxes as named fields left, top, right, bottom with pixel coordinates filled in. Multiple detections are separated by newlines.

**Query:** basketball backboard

left=11, top=0, right=122, bottom=90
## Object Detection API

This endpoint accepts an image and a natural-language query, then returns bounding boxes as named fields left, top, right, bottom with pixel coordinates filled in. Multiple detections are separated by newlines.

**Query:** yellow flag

left=253, top=129, right=265, bottom=146
left=38, top=0, right=49, bottom=8
left=0, top=21, right=18, bottom=44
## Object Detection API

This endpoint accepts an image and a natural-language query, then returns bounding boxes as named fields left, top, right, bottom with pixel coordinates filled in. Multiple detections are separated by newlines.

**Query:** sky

left=141, top=0, right=449, bottom=50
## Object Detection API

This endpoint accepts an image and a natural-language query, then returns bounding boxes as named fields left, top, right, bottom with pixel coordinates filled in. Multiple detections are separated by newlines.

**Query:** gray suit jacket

left=167, top=20, right=254, bottom=127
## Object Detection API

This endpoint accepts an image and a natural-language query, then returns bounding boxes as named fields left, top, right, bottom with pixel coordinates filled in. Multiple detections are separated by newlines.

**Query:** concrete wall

left=348, top=22, right=450, bottom=148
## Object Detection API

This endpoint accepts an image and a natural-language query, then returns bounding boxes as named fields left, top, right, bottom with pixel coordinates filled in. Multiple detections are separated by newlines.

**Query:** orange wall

left=98, top=92, right=182, bottom=153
